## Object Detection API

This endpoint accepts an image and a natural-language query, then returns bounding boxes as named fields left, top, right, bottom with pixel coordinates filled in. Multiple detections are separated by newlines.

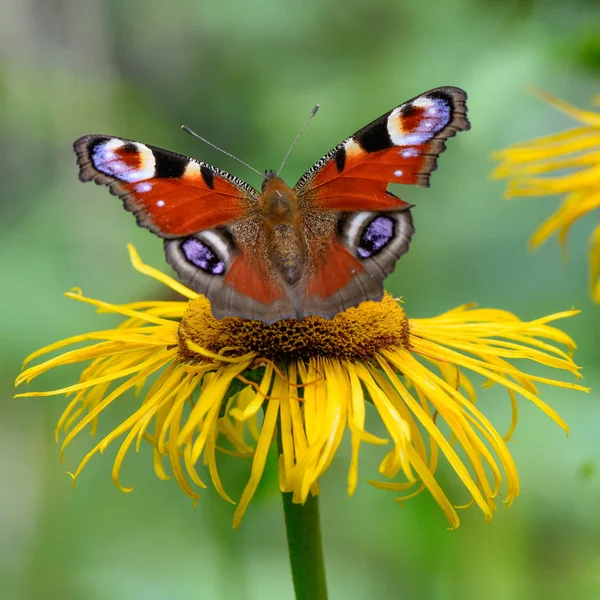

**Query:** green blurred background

left=2, top=0, right=600, bottom=598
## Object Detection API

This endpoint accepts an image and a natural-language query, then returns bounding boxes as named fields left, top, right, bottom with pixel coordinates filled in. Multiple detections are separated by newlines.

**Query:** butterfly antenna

left=277, top=104, right=320, bottom=176
left=181, top=125, right=263, bottom=177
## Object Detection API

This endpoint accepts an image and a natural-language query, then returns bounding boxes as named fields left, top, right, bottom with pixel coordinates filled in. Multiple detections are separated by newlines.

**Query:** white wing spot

left=156, top=200, right=165, bottom=207
left=394, top=169, right=403, bottom=177
left=400, top=148, right=419, bottom=158
left=135, top=182, right=153, bottom=193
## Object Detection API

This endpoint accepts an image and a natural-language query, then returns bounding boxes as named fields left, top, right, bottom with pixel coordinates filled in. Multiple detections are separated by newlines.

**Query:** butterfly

left=74, top=86, right=469, bottom=324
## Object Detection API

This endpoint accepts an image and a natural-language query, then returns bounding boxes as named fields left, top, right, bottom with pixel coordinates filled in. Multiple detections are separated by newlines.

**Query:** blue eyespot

left=357, top=216, right=395, bottom=259
left=181, top=238, right=225, bottom=275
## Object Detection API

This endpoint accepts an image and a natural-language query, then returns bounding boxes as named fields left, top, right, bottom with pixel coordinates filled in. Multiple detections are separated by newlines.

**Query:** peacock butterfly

left=74, top=87, right=469, bottom=324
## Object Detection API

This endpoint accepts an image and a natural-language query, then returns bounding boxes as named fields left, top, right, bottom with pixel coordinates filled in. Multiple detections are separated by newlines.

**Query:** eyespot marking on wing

left=179, top=229, right=234, bottom=276
left=181, top=238, right=226, bottom=275
left=356, top=215, right=395, bottom=258
left=387, top=94, right=452, bottom=146
left=91, top=139, right=156, bottom=183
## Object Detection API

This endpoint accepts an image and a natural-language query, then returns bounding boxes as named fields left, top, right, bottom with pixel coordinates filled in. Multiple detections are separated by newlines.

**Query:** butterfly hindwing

left=163, top=228, right=298, bottom=322
left=300, top=208, right=415, bottom=318
left=74, top=135, right=257, bottom=237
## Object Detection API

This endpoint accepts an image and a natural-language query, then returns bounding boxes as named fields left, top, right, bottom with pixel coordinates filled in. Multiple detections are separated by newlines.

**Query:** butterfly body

left=258, top=173, right=306, bottom=285
left=74, top=87, right=470, bottom=324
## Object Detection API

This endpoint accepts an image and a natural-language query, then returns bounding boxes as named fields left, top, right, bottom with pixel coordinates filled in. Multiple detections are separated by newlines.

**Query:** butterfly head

left=259, top=171, right=298, bottom=225
left=261, top=169, right=278, bottom=190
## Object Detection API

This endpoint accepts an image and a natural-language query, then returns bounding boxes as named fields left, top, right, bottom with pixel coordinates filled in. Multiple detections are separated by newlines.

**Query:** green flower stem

left=281, top=489, right=328, bottom=600
left=278, top=433, right=328, bottom=600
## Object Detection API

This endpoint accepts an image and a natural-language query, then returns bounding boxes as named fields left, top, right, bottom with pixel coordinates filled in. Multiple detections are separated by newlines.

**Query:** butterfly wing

left=74, top=135, right=257, bottom=236
left=163, top=221, right=301, bottom=322
left=296, top=86, right=469, bottom=204
left=74, top=135, right=295, bottom=319
left=295, top=86, right=469, bottom=317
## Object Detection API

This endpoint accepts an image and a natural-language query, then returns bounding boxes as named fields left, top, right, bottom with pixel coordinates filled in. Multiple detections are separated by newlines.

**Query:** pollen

left=178, top=293, right=410, bottom=362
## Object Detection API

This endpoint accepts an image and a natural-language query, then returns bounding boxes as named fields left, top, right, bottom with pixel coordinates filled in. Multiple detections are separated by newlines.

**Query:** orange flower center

left=178, top=293, right=410, bottom=362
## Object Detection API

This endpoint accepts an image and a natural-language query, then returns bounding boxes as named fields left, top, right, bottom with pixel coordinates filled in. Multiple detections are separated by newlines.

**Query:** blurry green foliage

left=2, top=0, right=600, bottom=599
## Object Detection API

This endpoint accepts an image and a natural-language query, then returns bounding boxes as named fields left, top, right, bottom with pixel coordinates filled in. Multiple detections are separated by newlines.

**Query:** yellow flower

left=15, top=245, right=588, bottom=529
left=492, top=89, right=600, bottom=301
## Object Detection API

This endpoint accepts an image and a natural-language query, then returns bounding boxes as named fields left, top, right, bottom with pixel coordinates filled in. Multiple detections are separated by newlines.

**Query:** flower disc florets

left=178, top=293, right=410, bottom=363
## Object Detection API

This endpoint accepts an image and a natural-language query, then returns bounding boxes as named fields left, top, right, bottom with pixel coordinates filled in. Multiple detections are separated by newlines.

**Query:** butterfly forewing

left=74, top=135, right=257, bottom=236
left=295, top=86, right=469, bottom=201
